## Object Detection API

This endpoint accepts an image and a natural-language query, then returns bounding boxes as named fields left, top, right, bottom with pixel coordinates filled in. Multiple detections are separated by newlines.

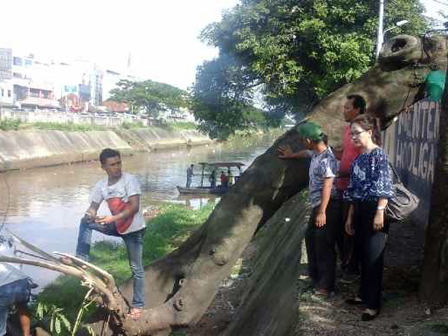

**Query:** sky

left=0, top=0, right=446, bottom=91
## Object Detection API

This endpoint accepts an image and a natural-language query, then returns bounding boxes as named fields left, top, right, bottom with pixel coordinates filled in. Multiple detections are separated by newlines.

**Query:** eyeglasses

left=350, top=130, right=366, bottom=137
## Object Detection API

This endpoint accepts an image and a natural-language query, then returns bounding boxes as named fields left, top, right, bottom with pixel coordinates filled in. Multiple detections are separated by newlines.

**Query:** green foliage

left=34, top=302, right=72, bottom=335
left=22, top=122, right=106, bottom=132
left=190, top=54, right=280, bottom=140
left=0, top=118, right=21, bottom=131
left=37, top=204, right=214, bottom=317
left=193, top=0, right=428, bottom=139
left=165, top=121, right=198, bottom=131
left=121, top=121, right=145, bottom=129
left=110, top=79, right=188, bottom=120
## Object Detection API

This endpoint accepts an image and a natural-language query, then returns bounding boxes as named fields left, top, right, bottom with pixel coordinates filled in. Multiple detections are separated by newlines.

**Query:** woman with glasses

left=344, top=114, right=394, bottom=321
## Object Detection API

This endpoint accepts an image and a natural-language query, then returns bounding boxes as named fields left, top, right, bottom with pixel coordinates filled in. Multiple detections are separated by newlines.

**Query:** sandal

left=128, top=308, right=143, bottom=320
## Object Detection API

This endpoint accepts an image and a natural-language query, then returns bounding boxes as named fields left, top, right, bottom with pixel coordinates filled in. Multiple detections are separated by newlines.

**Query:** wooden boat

left=176, top=186, right=228, bottom=195
left=177, top=162, right=245, bottom=195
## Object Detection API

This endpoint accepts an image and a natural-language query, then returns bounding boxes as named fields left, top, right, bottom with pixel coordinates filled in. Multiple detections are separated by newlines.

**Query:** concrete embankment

left=0, top=128, right=213, bottom=171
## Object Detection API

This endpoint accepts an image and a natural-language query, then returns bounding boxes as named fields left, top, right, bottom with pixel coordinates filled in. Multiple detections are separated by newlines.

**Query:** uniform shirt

left=91, top=172, right=145, bottom=235
left=308, top=147, right=338, bottom=208
left=345, top=147, right=394, bottom=202
left=336, top=125, right=362, bottom=191
left=0, top=239, right=28, bottom=287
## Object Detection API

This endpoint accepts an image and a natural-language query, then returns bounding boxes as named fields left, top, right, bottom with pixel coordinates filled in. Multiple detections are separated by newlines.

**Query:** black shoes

left=361, top=310, right=379, bottom=321
left=345, top=297, right=364, bottom=305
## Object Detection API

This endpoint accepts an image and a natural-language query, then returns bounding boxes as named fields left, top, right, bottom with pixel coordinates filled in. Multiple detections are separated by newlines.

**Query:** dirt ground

left=179, top=218, right=448, bottom=336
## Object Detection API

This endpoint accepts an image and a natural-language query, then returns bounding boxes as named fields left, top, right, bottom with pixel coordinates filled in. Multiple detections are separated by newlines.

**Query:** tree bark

left=418, top=48, right=448, bottom=306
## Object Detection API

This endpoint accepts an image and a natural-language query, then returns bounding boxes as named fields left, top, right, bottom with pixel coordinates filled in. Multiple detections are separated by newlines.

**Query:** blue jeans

left=75, top=217, right=146, bottom=308
left=0, top=279, right=30, bottom=336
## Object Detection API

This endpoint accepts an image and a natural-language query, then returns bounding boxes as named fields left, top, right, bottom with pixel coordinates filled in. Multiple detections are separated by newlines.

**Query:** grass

left=0, top=118, right=21, bottom=130
left=21, top=122, right=107, bottom=132
left=121, top=121, right=145, bottom=129
left=0, top=119, right=198, bottom=132
left=166, top=122, right=198, bottom=130
left=36, top=203, right=214, bottom=322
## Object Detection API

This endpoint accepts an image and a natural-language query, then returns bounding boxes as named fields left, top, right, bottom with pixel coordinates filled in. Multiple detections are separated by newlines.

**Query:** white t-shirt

left=91, top=172, right=145, bottom=235
left=0, top=239, right=28, bottom=287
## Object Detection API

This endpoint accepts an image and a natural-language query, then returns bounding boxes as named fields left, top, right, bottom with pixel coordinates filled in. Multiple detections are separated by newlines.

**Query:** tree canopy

left=110, top=79, right=187, bottom=119
left=191, top=0, right=429, bottom=139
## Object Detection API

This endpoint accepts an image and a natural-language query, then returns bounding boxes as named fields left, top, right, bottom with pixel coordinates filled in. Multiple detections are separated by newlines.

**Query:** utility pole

left=376, top=0, right=385, bottom=59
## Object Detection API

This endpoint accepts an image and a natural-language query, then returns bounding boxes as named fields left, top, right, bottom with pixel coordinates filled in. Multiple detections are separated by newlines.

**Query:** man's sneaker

left=340, top=272, right=360, bottom=284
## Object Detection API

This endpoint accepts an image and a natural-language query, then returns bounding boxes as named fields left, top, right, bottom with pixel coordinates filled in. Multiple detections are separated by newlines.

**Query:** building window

left=1, top=89, right=3, bottom=97
left=30, top=88, right=40, bottom=98
left=7, top=90, right=11, bottom=97
left=13, top=57, right=23, bottom=66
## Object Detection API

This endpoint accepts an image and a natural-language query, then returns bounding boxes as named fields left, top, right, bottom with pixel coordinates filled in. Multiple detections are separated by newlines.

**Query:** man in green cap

left=279, top=121, right=341, bottom=298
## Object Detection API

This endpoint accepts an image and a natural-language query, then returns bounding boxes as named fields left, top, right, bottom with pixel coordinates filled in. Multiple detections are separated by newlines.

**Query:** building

left=0, top=48, right=13, bottom=107
left=0, top=48, right=12, bottom=82
left=50, top=59, right=104, bottom=110
left=10, top=53, right=59, bottom=109
left=102, top=69, right=123, bottom=101
left=0, top=81, right=13, bottom=106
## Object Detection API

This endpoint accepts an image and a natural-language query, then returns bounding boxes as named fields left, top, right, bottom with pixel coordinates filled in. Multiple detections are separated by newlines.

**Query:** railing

left=0, top=108, right=149, bottom=127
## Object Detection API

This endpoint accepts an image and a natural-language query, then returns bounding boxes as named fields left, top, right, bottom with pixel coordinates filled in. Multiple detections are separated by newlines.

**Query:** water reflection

left=174, top=195, right=219, bottom=209
left=0, top=134, right=276, bottom=287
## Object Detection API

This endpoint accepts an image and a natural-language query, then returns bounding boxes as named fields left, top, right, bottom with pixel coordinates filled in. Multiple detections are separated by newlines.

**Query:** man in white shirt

left=74, top=148, right=146, bottom=320
left=0, top=237, right=32, bottom=336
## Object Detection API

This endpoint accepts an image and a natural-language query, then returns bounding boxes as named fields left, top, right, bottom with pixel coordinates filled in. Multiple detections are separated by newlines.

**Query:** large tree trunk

left=5, top=34, right=447, bottom=336
left=86, top=34, right=448, bottom=335
left=418, top=50, right=448, bottom=306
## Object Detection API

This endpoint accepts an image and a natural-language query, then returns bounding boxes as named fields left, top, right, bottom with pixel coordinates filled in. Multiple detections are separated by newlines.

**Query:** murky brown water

left=0, top=134, right=276, bottom=287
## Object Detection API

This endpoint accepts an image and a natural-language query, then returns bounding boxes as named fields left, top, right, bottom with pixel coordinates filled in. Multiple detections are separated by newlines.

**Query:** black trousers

left=305, top=199, right=342, bottom=291
left=342, top=199, right=360, bottom=273
left=353, top=201, right=389, bottom=310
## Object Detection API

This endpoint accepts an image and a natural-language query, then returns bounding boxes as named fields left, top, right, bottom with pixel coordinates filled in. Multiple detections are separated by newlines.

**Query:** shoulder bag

left=386, top=164, right=420, bottom=222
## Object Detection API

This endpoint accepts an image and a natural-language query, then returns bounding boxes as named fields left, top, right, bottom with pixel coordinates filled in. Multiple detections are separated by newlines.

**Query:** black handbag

left=386, top=164, right=419, bottom=222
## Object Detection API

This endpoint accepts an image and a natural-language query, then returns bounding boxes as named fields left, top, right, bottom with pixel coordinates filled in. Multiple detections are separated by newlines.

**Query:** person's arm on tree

left=277, top=145, right=312, bottom=159
left=315, top=177, right=334, bottom=227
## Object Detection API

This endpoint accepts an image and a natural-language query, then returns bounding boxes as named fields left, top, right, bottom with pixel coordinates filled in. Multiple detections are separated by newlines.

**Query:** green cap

left=296, top=122, right=323, bottom=141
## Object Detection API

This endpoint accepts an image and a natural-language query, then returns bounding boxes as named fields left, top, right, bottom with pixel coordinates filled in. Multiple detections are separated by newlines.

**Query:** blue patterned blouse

left=345, top=147, right=394, bottom=202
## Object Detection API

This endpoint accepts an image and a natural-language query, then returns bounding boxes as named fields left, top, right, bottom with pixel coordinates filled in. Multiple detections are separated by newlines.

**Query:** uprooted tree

left=1, top=34, right=447, bottom=336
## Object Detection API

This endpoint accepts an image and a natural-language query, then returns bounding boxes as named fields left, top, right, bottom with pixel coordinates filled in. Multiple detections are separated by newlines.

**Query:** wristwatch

left=377, top=205, right=386, bottom=211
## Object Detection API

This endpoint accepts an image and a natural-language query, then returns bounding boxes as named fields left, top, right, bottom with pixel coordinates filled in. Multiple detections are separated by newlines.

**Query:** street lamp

left=376, top=19, right=409, bottom=59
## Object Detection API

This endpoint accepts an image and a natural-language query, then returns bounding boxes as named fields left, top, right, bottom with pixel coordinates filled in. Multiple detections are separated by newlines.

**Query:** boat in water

left=177, top=162, right=245, bottom=195
left=176, top=186, right=228, bottom=195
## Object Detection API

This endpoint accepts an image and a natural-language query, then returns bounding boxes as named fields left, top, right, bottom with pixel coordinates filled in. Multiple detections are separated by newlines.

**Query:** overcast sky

left=0, top=0, right=445, bottom=90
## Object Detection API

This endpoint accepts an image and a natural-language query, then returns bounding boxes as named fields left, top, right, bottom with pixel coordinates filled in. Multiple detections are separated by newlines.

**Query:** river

left=0, top=133, right=277, bottom=288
